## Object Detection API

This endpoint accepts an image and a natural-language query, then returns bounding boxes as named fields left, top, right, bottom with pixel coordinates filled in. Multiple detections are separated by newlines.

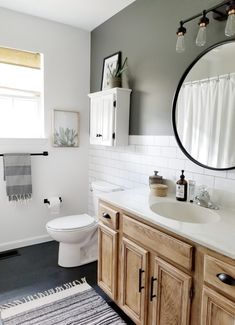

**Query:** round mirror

left=172, top=40, right=235, bottom=170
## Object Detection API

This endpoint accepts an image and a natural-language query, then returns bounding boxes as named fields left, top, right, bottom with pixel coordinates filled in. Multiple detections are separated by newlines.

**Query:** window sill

left=0, top=137, right=49, bottom=146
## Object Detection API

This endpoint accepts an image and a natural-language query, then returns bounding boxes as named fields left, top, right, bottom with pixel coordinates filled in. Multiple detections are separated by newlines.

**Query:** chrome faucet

left=194, top=186, right=219, bottom=210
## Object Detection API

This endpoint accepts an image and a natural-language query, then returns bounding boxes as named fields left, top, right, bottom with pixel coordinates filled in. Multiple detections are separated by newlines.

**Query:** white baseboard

left=0, top=235, right=53, bottom=252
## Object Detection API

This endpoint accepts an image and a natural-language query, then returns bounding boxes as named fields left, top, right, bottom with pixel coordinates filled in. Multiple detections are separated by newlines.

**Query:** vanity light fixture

left=176, top=0, right=235, bottom=53
left=176, top=21, right=187, bottom=53
left=225, top=0, right=235, bottom=36
left=196, top=11, right=209, bottom=47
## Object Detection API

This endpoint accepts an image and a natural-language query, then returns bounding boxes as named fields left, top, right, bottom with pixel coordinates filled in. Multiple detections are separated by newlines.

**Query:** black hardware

left=113, top=100, right=117, bottom=107
left=217, top=273, right=235, bottom=285
left=189, top=287, right=195, bottom=299
left=102, top=212, right=111, bottom=219
left=96, top=134, right=102, bottom=137
left=179, top=1, right=231, bottom=26
left=150, top=276, right=157, bottom=301
left=138, top=268, right=145, bottom=293
left=112, top=133, right=115, bottom=140
left=0, top=151, right=48, bottom=157
left=44, top=197, right=62, bottom=205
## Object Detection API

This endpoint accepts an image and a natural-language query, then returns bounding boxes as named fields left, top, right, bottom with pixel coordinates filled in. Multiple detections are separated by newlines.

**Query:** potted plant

left=108, top=57, right=128, bottom=88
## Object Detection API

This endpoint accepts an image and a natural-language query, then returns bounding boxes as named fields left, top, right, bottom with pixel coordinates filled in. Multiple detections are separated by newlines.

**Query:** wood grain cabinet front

left=151, top=257, right=192, bottom=325
left=97, top=201, right=235, bottom=325
left=201, top=286, right=235, bottom=325
left=98, top=224, right=118, bottom=300
left=120, top=237, right=148, bottom=325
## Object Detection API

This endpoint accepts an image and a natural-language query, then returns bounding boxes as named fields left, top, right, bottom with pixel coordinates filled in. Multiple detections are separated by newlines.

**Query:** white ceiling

left=0, top=0, right=136, bottom=31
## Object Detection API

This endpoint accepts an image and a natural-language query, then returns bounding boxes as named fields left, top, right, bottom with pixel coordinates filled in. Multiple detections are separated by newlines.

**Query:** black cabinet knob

left=216, top=273, right=235, bottom=286
left=102, top=212, right=111, bottom=219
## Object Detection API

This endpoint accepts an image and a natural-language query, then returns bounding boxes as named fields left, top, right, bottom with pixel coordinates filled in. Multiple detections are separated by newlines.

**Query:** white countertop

left=98, top=187, right=235, bottom=260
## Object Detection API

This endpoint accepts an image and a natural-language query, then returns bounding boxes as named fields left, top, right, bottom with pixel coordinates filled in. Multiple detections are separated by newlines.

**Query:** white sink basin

left=150, top=201, right=220, bottom=224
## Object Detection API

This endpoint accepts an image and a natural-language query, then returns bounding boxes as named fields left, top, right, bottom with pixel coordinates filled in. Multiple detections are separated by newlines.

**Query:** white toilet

left=46, top=181, right=121, bottom=268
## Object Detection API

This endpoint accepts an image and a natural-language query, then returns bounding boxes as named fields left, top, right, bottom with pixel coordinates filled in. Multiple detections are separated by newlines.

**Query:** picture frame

left=52, top=109, right=79, bottom=147
left=101, top=51, right=121, bottom=90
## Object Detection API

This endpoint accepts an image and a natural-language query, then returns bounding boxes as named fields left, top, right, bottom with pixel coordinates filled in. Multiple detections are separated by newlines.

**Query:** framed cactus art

left=53, top=109, right=79, bottom=147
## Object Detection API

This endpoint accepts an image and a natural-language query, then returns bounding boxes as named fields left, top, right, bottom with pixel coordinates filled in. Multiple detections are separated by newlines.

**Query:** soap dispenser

left=176, top=170, right=187, bottom=201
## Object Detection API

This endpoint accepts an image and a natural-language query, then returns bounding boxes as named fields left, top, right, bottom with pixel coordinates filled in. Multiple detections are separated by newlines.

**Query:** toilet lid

left=46, top=214, right=96, bottom=231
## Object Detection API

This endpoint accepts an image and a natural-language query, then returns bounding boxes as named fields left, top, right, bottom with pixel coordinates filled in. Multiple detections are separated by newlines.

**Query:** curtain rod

left=183, top=72, right=235, bottom=86
left=0, top=151, right=48, bottom=157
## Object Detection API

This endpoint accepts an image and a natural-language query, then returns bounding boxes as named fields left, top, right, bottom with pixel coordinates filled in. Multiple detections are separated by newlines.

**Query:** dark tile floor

left=0, top=241, right=135, bottom=324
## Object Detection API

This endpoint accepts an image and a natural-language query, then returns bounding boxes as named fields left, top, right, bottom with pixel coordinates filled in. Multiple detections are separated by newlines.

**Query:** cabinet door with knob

left=88, top=88, right=131, bottom=146
left=89, top=93, right=114, bottom=146
left=120, top=237, right=148, bottom=325
left=151, top=257, right=192, bottom=325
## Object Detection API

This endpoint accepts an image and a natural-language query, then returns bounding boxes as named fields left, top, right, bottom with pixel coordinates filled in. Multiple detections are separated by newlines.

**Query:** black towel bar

left=0, top=151, right=48, bottom=157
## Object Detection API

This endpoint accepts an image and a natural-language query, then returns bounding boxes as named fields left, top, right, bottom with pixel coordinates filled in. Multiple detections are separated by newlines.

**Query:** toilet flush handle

left=102, top=212, right=111, bottom=219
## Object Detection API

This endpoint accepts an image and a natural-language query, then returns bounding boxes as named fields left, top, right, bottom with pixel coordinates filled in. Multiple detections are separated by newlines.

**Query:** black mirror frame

left=172, top=39, right=235, bottom=171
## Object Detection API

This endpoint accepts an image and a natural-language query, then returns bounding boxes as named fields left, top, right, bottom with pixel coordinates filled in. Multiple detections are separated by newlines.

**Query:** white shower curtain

left=177, top=73, right=235, bottom=168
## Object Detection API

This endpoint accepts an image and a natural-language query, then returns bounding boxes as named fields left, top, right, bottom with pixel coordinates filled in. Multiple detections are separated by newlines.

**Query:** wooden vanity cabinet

left=151, top=257, right=192, bottom=325
left=119, top=214, right=192, bottom=325
left=120, top=237, right=149, bottom=324
left=97, top=200, right=235, bottom=325
left=98, top=224, right=118, bottom=300
left=97, top=203, right=120, bottom=300
left=201, top=286, right=235, bottom=325
left=201, top=255, right=235, bottom=324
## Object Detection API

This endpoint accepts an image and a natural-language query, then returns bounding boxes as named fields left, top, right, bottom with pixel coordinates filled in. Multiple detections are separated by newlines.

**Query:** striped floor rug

left=0, top=279, right=126, bottom=324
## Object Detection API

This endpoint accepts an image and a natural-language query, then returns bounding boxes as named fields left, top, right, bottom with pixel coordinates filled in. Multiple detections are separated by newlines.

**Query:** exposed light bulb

left=196, top=23, right=207, bottom=46
left=225, top=8, right=235, bottom=36
left=176, top=22, right=186, bottom=53
left=176, top=33, right=185, bottom=53
left=196, top=13, right=209, bottom=47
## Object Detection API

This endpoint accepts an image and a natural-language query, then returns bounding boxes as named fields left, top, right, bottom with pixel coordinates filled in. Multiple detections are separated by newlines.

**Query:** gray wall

left=91, top=0, right=231, bottom=135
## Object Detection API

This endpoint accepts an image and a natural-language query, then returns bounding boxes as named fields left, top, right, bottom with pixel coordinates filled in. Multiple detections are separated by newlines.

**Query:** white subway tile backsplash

left=226, top=170, right=235, bottom=180
left=88, top=135, right=235, bottom=215
left=153, top=136, right=170, bottom=146
left=214, top=177, right=235, bottom=193
left=169, top=136, right=178, bottom=147
left=161, top=147, right=177, bottom=158
left=185, top=160, right=204, bottom=174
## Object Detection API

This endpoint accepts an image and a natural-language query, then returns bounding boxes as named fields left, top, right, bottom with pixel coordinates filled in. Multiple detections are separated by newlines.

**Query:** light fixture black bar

left=180, top=0, right=230, bottom=25
left=0, top=151, right=49, bottom=157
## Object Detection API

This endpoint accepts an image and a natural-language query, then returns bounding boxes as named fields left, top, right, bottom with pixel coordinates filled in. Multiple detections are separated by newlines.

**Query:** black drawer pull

left=216, top=273, right=235, bottom=286
left=138, top=268, right=145, bottom=293
left=102, top=212, right=111, bottom=219
left=150, top=276, right=157, bottom=301
left=96, top=134, right=102, bottom=137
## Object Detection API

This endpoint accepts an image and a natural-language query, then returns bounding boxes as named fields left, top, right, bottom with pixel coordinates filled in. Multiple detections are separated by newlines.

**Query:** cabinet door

left=90, top=96, right=102, bottom=145
left=201, top=286, right=235, bottom=325
left=98, top=224, right=118, bottom=300
left=152, top=257, right=192, bottom=325
left=120, top=237, right=148, bottom=325
left=90, top=93, right=114, bottom=146
left=99, top=93, right=115, bottom=146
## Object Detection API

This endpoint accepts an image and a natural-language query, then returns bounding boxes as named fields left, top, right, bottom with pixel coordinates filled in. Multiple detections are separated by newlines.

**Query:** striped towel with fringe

left=3, top=153, right=32, bottom=202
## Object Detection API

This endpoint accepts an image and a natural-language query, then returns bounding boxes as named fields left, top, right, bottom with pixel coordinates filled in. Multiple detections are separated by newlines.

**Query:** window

left=0, top=47, right=44, bottom=138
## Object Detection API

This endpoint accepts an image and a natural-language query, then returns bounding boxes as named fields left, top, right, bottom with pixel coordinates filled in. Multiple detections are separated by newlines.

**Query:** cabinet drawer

left=99, top=203, right=119, bottom=230
left=204, top=255, right=235, bottom=299
left=123, top=214, right=193, bottom=271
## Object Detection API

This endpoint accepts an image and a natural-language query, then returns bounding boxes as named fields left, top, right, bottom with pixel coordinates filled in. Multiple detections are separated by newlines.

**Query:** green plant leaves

left=54, top=127, right=78, bottom=147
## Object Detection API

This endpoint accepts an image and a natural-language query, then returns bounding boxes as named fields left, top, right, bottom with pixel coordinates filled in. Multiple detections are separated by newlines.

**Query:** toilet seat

left=46, top=214, right=96, bottom=231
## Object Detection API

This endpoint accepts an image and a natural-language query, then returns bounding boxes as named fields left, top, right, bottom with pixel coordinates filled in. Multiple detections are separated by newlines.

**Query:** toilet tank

left=91, top=181, right=122, bottom=218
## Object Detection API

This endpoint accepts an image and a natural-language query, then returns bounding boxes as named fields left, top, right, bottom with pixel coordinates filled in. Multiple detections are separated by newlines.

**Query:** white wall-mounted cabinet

left=88, top=88, right=131, bottom=146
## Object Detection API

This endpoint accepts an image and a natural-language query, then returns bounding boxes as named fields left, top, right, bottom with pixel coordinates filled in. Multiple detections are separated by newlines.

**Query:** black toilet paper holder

left=44, top=197, right=62, bottom=205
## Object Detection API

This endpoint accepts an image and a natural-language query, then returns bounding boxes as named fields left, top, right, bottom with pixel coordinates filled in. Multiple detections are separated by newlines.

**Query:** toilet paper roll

left=47, top=197, right=61, bottom=215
